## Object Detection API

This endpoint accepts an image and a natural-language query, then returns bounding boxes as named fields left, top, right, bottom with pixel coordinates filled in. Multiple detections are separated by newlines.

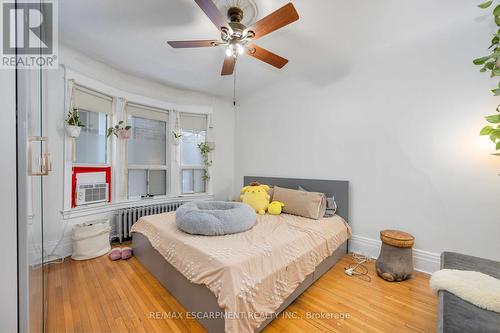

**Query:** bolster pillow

left=272, top=186, right=326, bottom=220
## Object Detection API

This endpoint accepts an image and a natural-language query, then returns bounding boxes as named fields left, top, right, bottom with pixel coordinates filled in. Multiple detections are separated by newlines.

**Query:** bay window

left=66, top=78, right=214, bottom=211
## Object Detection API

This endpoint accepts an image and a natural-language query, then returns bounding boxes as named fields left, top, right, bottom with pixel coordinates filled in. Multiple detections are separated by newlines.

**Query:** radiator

left=116, top=202, right=184, bottom=242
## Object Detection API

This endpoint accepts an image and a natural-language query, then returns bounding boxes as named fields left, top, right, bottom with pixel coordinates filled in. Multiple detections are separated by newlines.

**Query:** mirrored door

left=18, top=57, right=50, bottom=333
left=16, top=0, right=52, bottom=331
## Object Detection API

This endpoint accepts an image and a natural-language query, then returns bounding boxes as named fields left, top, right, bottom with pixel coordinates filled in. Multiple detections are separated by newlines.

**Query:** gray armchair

left=439, top=252, right=500, bottom=333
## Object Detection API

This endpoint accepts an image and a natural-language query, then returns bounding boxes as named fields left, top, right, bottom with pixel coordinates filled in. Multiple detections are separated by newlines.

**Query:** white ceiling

left=59, top=0, right=475, bottom=98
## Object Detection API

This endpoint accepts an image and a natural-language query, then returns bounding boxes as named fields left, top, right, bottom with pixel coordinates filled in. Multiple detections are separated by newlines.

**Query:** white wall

left=44, top=45, right=235, bottom=256
left=0, top=70, right=18, bottom=332
left=235, top=1, right=500, bottom=267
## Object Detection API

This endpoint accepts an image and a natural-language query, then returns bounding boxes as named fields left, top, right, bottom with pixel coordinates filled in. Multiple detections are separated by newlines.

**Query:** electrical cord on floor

left=44, top=255, right=65, bottom=265
left=344, top=253, right=372, bottom=282
left=43, top=219, right=70, bottom=265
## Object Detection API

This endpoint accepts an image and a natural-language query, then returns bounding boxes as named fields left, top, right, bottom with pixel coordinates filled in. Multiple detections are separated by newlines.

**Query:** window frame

left=180, top=127, right=207, bottom=195
left=126, top=107, right=170, bottom=200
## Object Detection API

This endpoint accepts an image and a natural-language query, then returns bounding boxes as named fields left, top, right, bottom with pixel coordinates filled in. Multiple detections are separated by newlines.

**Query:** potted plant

left=65, top=107, right=85, bottom=138
left=172, top=130, right=183, bottom=145
left=107, top=121, right=132, bottom=139
left=197, top=142, right=215, bottom=181
left=474, top=1, right=500, bottom=152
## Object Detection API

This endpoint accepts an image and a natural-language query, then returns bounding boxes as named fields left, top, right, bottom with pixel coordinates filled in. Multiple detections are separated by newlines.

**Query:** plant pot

left=66, top=125, right=82, bottom=138
left=119, top=128, right=131, bottom=139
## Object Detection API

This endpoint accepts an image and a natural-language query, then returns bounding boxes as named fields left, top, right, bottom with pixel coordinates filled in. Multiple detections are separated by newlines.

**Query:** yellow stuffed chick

left=268, top=201, right=285, bottom=215
left=240, top=183, right=270, bottom=215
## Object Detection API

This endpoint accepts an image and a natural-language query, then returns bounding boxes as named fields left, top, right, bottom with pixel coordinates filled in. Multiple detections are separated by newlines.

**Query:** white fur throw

left=430, top=269, right=500, bottom=313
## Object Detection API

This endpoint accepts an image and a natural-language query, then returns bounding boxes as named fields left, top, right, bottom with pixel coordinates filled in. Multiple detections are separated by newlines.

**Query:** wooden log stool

left=376, top=230, right=415, bottom=282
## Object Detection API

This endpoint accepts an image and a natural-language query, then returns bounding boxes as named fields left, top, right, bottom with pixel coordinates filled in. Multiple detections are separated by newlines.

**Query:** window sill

left=60, top=194, right=214, bottom=220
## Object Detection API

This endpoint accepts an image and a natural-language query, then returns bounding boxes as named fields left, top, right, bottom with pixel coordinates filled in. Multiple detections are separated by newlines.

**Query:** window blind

left=180, top=113, right=207, bottom=130
left=127, top=103, right=168, bottom=122
left=74, top=86, right=113, bottom=115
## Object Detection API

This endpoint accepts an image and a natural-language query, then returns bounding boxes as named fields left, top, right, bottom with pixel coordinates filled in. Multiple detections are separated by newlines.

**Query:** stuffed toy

left=240, top=182, right=270, bottom=215
left=268, top=201, right=285, bottom=215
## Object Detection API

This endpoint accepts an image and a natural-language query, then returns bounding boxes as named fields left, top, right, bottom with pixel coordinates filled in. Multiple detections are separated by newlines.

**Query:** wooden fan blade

left=246, top=44, right=288, bottom=69
left=194, top=0, right=230, bottom=32
left=167, top=40, right=220, bottom=48
left=246, top=3, right=299, bottom=40
left=221, top=56, right=236, bottom=76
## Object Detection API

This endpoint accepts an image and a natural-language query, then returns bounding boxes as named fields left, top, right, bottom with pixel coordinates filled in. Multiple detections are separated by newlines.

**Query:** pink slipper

left=121, top=247, right=133, bottom=260
left=109, top=248, right=122, bottom=261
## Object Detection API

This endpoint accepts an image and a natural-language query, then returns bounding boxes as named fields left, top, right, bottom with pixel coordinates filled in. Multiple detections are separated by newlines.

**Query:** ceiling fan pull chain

left=233, top=64, right=237, bottom=106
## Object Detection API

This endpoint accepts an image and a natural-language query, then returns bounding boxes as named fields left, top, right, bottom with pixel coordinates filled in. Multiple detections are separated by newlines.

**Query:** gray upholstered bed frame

left=133, top=177, right=349, bottom=333
left=243, top=176, right=349, bottom=222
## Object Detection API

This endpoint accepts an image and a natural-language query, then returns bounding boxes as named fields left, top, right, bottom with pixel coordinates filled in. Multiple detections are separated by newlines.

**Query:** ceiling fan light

left=236, top=44, right=244, bottom=55
left=225, top=47, right=233, bottom=57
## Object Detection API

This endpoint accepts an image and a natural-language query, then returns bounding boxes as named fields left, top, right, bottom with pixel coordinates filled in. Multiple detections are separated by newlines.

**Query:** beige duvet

left=131, top=212, right=351, bottom=333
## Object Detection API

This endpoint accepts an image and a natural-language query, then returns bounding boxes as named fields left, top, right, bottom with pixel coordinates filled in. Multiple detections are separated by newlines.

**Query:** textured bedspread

left=131, top=212, right=351, bottom=333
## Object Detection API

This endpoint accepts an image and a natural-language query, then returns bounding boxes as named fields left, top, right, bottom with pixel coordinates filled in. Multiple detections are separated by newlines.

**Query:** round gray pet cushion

left=176, top=201, right=256, bottom=236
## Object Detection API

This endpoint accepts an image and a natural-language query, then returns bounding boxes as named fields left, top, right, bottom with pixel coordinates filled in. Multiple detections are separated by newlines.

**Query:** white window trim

left=128, top=164, right=169, bottom=169
left=62, top=66, right=213, bottom=213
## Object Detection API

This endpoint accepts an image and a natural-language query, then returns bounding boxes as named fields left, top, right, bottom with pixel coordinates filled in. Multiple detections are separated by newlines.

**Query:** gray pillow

left=325, top=197, right=337, bottom=217
left=176, top=201, right=256, bottom=236
left=298, top=186, right=337, bottom=217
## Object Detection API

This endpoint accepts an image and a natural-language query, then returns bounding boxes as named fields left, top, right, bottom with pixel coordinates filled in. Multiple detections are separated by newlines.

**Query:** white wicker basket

left=71, top=219, right=111, bottom=260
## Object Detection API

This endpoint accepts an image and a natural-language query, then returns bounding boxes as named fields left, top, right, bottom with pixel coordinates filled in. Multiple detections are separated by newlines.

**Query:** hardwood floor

left=46, top=253, right=437, bottom=333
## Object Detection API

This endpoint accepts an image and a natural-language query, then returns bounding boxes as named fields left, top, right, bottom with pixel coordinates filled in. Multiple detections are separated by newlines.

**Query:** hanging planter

left=65, top=106, right=85, bottom=138
left=197, top=142, right=215, bottom=181
left=65, top=125, right=82, bottom=138
left=172, top=130, right=182, bottom=145
left=173, top=112, right=182, bottom=145
left=107, top=121, right=132, bottom=139
left=119, top=128, right=132, bottom=139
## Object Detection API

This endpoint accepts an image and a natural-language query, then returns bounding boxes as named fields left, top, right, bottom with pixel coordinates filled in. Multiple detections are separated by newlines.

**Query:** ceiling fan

left=167, top=0, right=299, bottom=76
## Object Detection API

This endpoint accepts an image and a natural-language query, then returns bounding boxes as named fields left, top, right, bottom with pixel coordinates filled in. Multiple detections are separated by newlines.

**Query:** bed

left=132, top=176, right=350, bottom=333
